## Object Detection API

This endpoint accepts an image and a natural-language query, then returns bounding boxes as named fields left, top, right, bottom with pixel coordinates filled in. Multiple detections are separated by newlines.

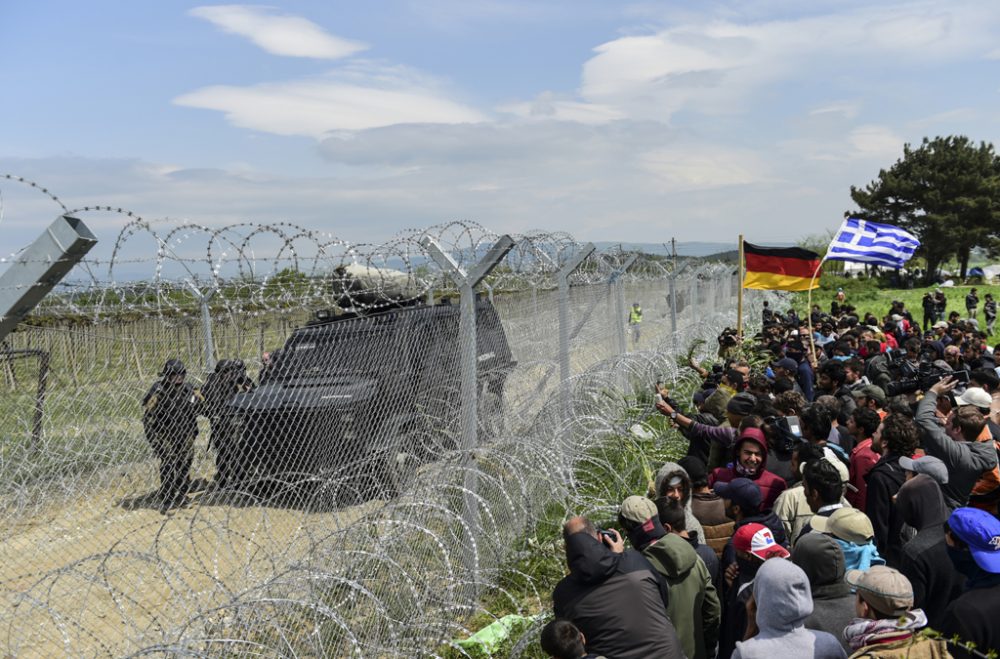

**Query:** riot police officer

left=142, top=359, right=202, bottom=509
left=201, top=359, right=254, bottom=489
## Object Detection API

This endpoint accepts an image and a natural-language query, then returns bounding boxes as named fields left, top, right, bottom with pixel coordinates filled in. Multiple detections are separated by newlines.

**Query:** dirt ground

left=0, top=471, right=376, bottom=657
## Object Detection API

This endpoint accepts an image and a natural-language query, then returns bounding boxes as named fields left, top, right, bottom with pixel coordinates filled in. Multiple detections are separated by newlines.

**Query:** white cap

left=955, top=387, right=993, bottom=410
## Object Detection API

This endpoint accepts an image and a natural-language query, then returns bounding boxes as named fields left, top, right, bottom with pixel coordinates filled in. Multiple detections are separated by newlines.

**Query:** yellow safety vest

left=629, top=307, right=643, bottom=323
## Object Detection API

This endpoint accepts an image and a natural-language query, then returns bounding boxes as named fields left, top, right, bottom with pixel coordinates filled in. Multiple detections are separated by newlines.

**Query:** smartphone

left=784, top=415, right=802, bottom=438
left=953, top=369, right=971, bottom=385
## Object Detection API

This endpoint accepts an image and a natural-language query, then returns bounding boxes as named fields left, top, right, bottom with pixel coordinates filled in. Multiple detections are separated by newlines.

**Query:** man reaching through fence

left=142, top=359, right=202, bottom=512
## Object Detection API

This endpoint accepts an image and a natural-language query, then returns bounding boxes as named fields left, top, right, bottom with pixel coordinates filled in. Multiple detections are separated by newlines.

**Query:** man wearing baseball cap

left=940, top=507, right=1000, bottom=658
left=842, top=566, right=944, bottom=656
left=851, top=384, right=887, bottom=415
left=618, top=496, right=720, bottom=659
left=915, top=377, right=998, bottom=510
left=811, top=507, right=885, bottom=573
left=718, top=522, right=790, bottom=659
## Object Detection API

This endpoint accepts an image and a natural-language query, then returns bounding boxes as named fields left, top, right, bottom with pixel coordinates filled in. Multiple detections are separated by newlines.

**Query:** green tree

left=849, top=136, right=1000, bottom=283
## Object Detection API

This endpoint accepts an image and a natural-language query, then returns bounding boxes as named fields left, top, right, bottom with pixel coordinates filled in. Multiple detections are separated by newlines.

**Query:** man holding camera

left=553, top=516, right=684, bottom=659
left=915, top=377, right=998, bottom=510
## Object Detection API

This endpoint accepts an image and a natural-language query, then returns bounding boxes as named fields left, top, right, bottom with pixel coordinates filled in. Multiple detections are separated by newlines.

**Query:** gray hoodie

left=791, top=534, right=855, bottom=653
left=654, top=461, right=707, bottom=542
left=732, top=558, right=847, bottom=659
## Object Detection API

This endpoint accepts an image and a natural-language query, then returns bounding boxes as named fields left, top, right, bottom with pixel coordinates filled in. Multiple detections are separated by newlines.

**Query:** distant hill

left=592, top=241, right=797, bottom=261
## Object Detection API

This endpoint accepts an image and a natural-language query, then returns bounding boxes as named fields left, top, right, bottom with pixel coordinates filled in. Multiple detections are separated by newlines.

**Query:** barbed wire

left=0, top=175, right=750, bottom=657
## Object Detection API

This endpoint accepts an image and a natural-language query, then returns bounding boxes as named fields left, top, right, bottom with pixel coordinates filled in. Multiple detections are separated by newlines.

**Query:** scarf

left=843, top=610, right=927, bottom=651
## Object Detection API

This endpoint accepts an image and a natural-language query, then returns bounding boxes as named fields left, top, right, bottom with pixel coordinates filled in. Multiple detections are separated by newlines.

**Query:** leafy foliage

left=849, top=135, right=1000, bottom=282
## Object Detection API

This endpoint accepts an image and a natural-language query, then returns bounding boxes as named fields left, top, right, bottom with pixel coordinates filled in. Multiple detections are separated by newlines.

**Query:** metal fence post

left=186, top=281, right=217, bottom=372
left=688, top=270, right=699, bottom=328
left=608, top=254, right=637, bottom=357
left=669, top=274, right=678, bottom=355
left=420, top=234, right=515, bottom=591
left=557, top=244, right=595, bottom=416
left=707, top=268, right=717, bottom=315
left=0, top=215, right=97, bottom=343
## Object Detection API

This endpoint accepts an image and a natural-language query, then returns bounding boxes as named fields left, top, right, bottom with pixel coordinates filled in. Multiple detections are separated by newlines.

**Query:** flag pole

left=737, top=234, right=745, bottom=342
left=805, top=255, right=827, bottom=368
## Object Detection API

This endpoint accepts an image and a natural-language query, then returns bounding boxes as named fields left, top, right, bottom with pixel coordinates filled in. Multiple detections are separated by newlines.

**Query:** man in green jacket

left=618, top=496, right=721, bottom=659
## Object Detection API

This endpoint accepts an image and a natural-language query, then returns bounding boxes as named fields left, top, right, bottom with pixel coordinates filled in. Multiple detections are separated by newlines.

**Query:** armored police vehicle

left=228, top=298, right=515, bottom=500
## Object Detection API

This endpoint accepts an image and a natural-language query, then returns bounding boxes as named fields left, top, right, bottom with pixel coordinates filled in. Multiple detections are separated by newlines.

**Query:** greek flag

left=825, top=218, right=920, bottom=269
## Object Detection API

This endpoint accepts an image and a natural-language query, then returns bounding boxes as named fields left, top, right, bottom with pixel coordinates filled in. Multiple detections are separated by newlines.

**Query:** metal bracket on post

left=557, top=243, right=596, bottom=415
left=419, top=233, right=516, bottom=591
left=609, top=254, right=638, bottom=356
left=0, top=215, right=97, bottom=343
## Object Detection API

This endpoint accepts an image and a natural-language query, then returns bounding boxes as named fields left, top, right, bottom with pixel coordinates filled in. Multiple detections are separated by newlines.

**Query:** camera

left=885, top=362, right=970, bottom=397
left=718, top=328, right=739, bottom=347
left=767, top=415, right=804, bottom=453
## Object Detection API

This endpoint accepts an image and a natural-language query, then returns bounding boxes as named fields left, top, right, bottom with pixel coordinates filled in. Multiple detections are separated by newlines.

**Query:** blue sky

left=2, top=0, right=999, bottom=264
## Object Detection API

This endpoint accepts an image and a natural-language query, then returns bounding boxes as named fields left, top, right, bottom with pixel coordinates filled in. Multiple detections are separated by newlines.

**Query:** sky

left=2, top=0, right=1000, bottom=267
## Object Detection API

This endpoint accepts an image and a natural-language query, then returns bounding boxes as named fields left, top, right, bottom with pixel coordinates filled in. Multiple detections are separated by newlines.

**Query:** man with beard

left=618, top=496, right=721, bottom=659
left=709, top=428, right=787, bottom=512
left=142, top=359, right=203, bottom=511
left=653, top=461, right=706, bottom=543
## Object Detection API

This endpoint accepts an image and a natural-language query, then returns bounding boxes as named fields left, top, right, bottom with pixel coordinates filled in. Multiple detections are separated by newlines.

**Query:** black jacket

left=942, top=577, right=1000, bottom=659
left=865, top=453, right=907, bottom=567
left=553, top=534, right=684, bottom=659
left=895, top=474, right=965, bottom=628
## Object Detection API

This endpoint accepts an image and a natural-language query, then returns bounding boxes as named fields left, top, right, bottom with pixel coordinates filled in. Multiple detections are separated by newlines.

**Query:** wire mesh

left=0, top=175, right=756, bottom=657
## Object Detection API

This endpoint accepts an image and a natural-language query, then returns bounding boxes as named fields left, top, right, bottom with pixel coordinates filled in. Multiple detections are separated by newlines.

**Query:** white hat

left=955, top=387, right=993, bottom=410
left=822, top=447, right=850, bottom=484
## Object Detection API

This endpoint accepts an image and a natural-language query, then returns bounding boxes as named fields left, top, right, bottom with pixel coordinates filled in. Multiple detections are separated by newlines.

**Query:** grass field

left=787, top=274, right=1000, bottom=340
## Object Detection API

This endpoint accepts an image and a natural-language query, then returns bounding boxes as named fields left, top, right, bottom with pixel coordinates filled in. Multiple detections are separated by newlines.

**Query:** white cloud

left=497, top=93, right=626, bottom=124
left=848, top=125, right=904, bottom=159
left=575, top=2, right=1000, bottom=122
left=174, top=68, right=488, bottom=137
left=809, top=102, right=861, bottom=119
left=190, top=5, right=367, bottom=59
left=638, top=146, right=772, bottom=190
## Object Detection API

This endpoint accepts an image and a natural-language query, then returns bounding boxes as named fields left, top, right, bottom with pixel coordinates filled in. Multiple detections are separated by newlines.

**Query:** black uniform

left=201, top=360, right=255, bottom=488
left=921, top=293, right=936, bottom=331
left=142, top=377, right=201, bottom=504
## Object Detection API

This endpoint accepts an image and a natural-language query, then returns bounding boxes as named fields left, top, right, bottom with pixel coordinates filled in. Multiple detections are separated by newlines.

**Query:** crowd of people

left=542, top=290, right=1000, bottom=659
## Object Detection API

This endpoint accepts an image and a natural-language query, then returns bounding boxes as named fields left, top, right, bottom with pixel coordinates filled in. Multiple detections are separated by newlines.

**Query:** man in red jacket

left=708, top=428, right=787, bottom=512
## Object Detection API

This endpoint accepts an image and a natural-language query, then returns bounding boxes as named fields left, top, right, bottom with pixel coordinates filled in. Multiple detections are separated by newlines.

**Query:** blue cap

left=949, top=507, right=1000, bottom=573
left=773, top=357, right=798, bottom=372
left=713, top=478, right=762, bottom=513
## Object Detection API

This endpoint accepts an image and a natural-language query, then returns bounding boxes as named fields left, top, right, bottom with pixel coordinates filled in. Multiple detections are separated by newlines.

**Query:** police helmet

left=160, top=359, right=186, bottom=376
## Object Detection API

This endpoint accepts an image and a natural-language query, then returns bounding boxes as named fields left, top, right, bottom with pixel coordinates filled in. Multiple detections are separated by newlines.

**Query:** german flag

left=743, top=242, right=821, bottom=291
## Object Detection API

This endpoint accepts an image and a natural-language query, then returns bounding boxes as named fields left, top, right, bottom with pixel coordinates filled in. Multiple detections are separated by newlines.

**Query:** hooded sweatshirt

left=552, top=533, right=684, bottom=659
left=654, top=461, right=707, bottom=543
left=709, top=430, right=788, bottom=512
left=791, top=533, right=856, bottom=653
left=642, top=533, right=722, bottom=659
left=732, top=558, right=847, bottom=659
left=895, top=474, right=965, bottom=628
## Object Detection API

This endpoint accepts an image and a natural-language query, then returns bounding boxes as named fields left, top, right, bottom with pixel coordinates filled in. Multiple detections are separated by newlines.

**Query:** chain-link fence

left=0, top=175, right=753, bottom=656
